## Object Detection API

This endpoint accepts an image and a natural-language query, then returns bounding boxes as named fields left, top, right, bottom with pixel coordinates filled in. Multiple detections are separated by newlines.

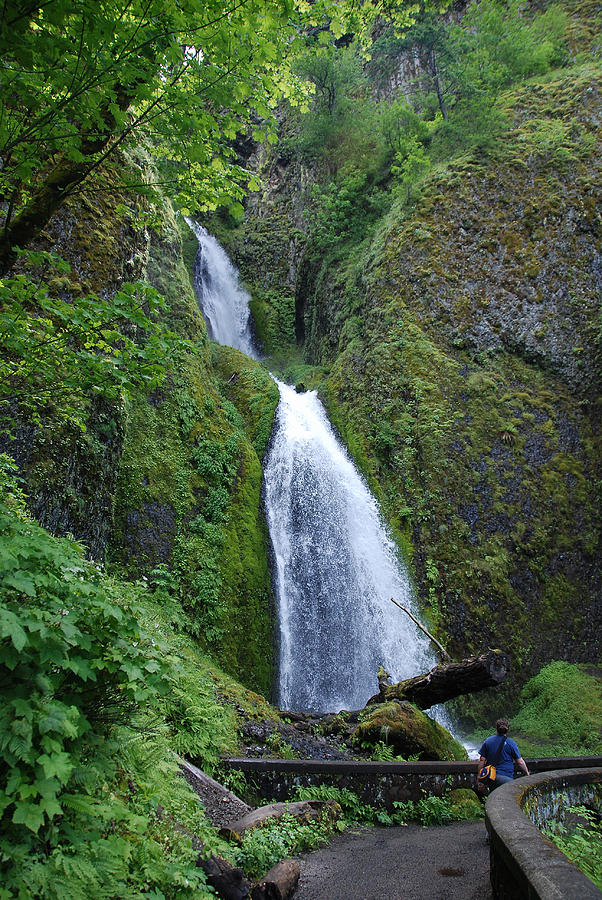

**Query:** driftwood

left=390, top=598, right=451, bottom=662
left=251, top=859, right=301, bottom=900
left=368, top=649, right=510, bottom=709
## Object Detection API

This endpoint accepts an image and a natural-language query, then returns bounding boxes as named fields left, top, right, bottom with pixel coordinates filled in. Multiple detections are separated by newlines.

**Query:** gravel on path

left=295, top=820, right=492, bottom=900
left=178, top=758, right=251, bottom=829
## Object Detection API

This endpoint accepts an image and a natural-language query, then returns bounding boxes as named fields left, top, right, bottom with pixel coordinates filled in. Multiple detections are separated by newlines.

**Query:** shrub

left=511, top=662, right=602, bottom=757
left=234, top=811, right=335, bottom=880
left=0, top=500, right=220, bottom=897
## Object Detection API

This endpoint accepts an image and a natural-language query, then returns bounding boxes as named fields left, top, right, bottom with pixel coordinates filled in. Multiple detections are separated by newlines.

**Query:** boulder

left=354, top=701, right=468, bottom=761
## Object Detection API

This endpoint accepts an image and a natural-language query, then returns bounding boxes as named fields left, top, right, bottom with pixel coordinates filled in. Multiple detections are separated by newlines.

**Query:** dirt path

left=294, top=820, right=492, bottom=900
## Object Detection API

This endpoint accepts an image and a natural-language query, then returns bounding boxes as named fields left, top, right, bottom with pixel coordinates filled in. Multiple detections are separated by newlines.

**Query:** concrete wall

left=485, top=767, right=602, bottom=900
left=222, top=756, right=602, bottom=808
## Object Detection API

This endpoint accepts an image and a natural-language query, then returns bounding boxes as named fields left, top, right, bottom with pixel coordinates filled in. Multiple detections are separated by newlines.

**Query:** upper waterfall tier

left=187, top=218, right=258, bottom=359
left=264, top=379, right=434, bottom=713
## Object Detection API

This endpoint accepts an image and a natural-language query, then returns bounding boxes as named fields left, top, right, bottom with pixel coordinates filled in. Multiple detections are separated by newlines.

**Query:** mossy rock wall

left=297, top=67, right=601, bottom=718
left=220, top=49, right=601, bottom=719
left=109, top=203, right=279, bottom=695
left=0, top=156, right=150, bottom=559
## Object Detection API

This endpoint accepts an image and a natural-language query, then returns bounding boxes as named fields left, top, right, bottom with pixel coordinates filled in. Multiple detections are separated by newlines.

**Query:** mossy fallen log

left=368, top=650, right=510, bottom=709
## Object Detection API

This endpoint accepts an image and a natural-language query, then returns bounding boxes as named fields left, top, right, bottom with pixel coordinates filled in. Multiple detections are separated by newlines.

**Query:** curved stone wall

left=485, top=767, right=602, bottom=899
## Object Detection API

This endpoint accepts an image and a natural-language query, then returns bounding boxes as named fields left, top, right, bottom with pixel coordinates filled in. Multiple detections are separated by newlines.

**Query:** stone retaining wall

left=485, top=767, right=602, bottom=899
left=222, top=756, right=602, bottom=808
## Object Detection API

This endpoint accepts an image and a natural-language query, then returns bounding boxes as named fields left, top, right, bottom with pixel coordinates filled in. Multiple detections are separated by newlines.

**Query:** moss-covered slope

left=2, top=155, right=279, bottom=696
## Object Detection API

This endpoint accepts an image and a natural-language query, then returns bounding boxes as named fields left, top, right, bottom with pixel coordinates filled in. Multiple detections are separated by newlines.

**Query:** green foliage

left=0, top=0, right=444, bottom=268
left=0, top=501, right=224, bottom=898
left=293, top=44, right=384, bottom=172
left=0, top=251, right=192, bottom=436
left=293, top=785, right=482, bottom=829
left=265, top=732, right=297, bottom=760
left=358, top=740, right=406, bottom=761
left=543, top=805, right=602, bottom=890
left=234, top=811, right=335, bottom=881
left=294, top=785, right=382, bottom=825
left=0, top=0, right=324, bottom=266
left=509, top=662, right=602, bottom=757
left=452, top=0, right=570, bottom=92
left=306, top=172, right=389, bottom=249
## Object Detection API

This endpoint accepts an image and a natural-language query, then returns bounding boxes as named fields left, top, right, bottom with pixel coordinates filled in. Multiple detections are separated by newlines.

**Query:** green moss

left=510, top=661, right=602, bottom=757
left=110, top=193, right=277, bottom=696
left=355, top=701, right=468, bottom=761
left=448, top=789, right=483, bottom=819
left=211, top=344, right=279, bottom=460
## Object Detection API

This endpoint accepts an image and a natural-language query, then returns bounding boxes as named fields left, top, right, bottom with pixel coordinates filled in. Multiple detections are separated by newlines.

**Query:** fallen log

left=197, top=853, right=251, bottom=900
left=251, top=859, right=301, bottom=900
left=220, top=799, right=340, bottom=842
left=368, top=649, right=510, bottom=709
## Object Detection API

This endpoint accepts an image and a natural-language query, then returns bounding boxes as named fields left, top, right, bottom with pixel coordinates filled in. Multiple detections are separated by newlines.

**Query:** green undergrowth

left=0, top=460, right=301, bottom=896
left=0, top=484, right=242, bottom=898
left=233, top=810, right=337, bottom=880
left=509, top=662, right=601, bottom=758
left=293, top=784, right=483, bottom=827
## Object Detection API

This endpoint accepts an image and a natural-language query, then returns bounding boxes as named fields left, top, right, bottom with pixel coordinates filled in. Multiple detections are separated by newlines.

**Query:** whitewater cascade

left=264, top=381, right=434, bottom=713
left=189, top=222, right=434, bottom=714
left=186, top=218, right=258, bottom=358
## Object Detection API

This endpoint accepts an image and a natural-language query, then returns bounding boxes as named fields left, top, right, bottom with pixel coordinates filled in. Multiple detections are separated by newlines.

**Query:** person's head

left=496, top=718, right=509, bottom=735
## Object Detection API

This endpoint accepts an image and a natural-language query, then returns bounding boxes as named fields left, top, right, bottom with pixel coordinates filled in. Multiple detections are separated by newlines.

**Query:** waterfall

left=188, top=221, right=435, bottom=714
left=264, top=381, right=434, bottom=713
left=186, top=218, right=258, bottom=359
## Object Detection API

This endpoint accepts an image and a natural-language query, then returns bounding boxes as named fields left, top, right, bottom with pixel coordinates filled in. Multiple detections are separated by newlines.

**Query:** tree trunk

left=429, top=49, right=448, bottom=121
left=251, top=860, right=301, bottom=900
left=367, top=650, right=510, bottom=709
left=0, top=87, right=132, bottom=275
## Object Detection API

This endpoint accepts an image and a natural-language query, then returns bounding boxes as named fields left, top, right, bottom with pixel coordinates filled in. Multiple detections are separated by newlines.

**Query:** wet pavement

left=295, top=820, right=492, bottom=900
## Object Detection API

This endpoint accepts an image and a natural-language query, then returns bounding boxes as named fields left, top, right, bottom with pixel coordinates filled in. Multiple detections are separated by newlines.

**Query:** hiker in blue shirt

left=477, top=717, right=530, bottom=792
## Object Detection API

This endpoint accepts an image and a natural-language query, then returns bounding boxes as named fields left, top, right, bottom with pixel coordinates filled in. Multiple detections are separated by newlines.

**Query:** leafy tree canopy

left=0, top=0, right=434, bottom=272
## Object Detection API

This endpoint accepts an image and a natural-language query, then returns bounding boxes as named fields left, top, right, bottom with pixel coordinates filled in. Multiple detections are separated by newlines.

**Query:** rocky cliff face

left=221, top=23, right=601, bottom=717
left=0, top=160, right=150, bottom=559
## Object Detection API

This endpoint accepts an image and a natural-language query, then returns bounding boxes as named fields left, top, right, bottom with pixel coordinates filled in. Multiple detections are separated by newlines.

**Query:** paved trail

left=295, top=820, right=492, bottom=900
